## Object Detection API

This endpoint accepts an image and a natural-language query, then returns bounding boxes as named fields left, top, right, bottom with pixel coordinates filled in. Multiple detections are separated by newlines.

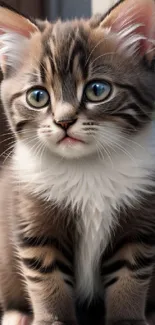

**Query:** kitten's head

left=0, top=0, right=155, bottom=160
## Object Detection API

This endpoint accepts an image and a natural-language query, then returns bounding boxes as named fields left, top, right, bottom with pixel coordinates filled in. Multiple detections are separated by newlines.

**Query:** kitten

left=0, top=0, right=155, bottom=325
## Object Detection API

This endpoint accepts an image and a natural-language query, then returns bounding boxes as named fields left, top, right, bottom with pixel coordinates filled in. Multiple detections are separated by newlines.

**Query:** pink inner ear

left=0, top=22, right=33, bottom=38
left=111, top=0, right=155, bottom=55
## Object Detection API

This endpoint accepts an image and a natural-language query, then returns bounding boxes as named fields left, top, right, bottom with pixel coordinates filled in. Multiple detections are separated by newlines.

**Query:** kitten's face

left=1, top=2, right=155, bottom=160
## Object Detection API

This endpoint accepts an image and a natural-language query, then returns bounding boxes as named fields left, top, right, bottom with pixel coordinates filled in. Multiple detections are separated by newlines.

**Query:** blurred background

left=3, top=0, right=118, bottom=20
left=0, top=0, right=118, bottom=162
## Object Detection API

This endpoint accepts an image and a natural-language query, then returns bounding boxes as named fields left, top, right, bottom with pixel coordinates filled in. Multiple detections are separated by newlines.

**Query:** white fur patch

left=2, top=311, right=31, bottom=325
left=0, top=30, right=28, bottom=69
left=13, top=124, right=155, bottom=301
left=104, top=23, right=150, bottom=57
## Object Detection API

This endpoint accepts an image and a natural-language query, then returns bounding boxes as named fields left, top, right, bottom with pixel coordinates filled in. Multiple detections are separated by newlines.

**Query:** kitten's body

left=13, top=127, right=155, bottom=300
left=1, top=1, right=155, bottom=325
left=2, top=125, right=155, bottom=324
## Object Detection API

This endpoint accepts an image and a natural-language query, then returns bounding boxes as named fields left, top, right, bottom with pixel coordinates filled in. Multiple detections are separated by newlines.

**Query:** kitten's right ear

left=101, top=0, right=155, bottom=59
left=0, top=2, right=39, bottom=75
left=90, top=0, right=155, bottom=61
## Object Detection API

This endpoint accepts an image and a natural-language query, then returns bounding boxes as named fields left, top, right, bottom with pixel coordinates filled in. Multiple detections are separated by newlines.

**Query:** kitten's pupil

left=33, top=90, right=46, bottom=103
left=93, top=84, right=105, bottom=96
left=35, top=91, right=42, bottom=102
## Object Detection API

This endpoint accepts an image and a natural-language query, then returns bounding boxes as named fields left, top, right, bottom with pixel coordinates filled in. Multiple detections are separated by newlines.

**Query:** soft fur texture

left=13, top=130, right=155, bottom=301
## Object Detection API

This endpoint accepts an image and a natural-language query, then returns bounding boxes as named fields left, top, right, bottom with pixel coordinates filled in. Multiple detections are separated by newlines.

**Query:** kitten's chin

left=49, top=142, right=97, bottom=159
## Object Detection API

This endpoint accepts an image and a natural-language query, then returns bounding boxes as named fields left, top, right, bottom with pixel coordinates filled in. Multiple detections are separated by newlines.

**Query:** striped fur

left=1, top=1, right=155, bottom=325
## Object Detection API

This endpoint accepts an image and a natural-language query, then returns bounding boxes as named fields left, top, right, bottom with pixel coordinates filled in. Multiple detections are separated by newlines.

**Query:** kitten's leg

left=18, top=234, right=77, bottom=325
left=0, top=219, right=31, bottom=325
left=102, top=243, right=154, bottom=325
left=2, top=311, right=31, bottom=325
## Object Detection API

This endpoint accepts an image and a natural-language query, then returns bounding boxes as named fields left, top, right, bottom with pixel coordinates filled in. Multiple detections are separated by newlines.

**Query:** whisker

left=95, top=130, right=146, bottom=150
left=94, top=136, right=114, bottom=168
left=0, top=143, right=15, bottom=160
left=90, top=52, right=116, bottom=66
left=94, top=127, right=145, bottom=150
left=0, top=136, right=15, bottom=145
left=98, top=134, right=137, bottom=165
left=2, top=147, right=14, bottom=165
left=0, top=131, right=14, bottom=137
left=75, top=126, right=138, bottom=165
left=85, top=38, right=106, bottom=67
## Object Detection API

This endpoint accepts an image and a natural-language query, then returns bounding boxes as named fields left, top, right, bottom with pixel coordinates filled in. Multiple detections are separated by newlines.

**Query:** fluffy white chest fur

left=13, top=126, right=155, bottom=300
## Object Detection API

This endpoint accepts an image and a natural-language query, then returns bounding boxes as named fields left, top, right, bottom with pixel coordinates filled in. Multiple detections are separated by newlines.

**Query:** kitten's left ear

left=0, top=2, right=39, bottom=75
left=98, top=0, right=155, bottom=59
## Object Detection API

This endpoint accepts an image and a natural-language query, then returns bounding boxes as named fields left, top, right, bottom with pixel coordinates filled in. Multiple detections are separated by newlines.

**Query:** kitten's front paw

left=2, top=311, right=31, bottom=325
left=51, top=322, right=77, bottom=325
left=33, top=321, right=77, bottom=325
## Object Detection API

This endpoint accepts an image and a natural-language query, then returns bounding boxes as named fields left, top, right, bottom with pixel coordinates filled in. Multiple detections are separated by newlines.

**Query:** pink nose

left=54, top=118, right=77, bottom=130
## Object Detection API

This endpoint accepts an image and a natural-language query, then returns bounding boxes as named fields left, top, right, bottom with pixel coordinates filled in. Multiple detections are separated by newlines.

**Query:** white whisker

left=94, top=128, right=143, bottom=151
left=94, top=136, right=114, bottom=168
left=85, top=38, right=106, bottom=67
left=99, top=134, right=137, bottom=165
left=90, top=52, right=116, bottom=66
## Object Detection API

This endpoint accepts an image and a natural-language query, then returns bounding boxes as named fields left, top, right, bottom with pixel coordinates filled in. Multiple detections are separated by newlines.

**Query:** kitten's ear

left=99, top=0, right=155, bottom=59
left=0, top=3, right=39, bottom=75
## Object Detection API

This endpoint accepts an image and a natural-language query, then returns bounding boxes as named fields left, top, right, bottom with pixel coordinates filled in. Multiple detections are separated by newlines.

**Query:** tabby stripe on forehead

left=39, top=59, right=46, bottom=83
left=44, top=43, right=56, bottom=75
left=20, top=235, right=73, bottom=263
left=69, top=39, right=88, bottom=79
left=23, top=257, right=73, bottom=276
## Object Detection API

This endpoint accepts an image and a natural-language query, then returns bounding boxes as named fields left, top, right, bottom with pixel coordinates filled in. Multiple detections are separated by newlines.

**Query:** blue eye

left=26, top=88, right=50, bottom=109
left=84, top=80, right=112, bottom=102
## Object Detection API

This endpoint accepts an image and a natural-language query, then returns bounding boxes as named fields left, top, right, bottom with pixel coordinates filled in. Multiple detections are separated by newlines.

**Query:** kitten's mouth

left=58, top=135, right=85, bottom=145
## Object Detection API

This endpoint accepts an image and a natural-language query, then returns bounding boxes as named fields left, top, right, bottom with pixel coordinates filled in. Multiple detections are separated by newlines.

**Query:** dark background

left=0, top=0, right=91, bottom=163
